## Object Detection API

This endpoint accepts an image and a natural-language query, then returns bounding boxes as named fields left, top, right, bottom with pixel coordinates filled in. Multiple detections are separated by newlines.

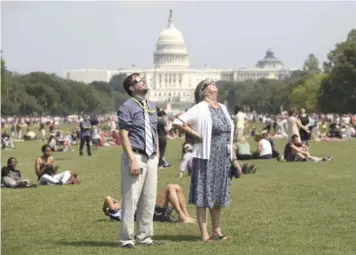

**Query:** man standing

left=79, top=115, right=92, bottom=156
left=117, top=73, right=159, bottom=248
left=234, top=105, right=247, bottom=142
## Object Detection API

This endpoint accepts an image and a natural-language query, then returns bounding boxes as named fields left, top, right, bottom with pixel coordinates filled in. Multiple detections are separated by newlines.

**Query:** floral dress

left=189, top=106, right=232, bottom=209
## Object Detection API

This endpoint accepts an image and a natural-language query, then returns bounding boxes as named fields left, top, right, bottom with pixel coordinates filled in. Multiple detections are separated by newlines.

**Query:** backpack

left=153, top=206, right=177, bottom=223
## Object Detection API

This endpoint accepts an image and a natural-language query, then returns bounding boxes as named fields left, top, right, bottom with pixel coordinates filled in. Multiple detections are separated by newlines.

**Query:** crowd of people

left=2, top=72, right=354, bottom=248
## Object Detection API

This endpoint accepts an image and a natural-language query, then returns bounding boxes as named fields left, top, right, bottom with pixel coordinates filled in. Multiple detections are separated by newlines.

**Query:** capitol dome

left=158, top=22, right=184, bottom=44
left=256, top=49, right=283, bottom=69
left=154, top=9, right=190, bottom=69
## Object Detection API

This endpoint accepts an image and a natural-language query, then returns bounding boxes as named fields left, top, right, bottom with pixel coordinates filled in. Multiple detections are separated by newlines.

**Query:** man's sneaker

left=322, top=156, right=333, bottom=162
left=277, top=155, right=285, bottom=162
left=137, top=242, right=164, bottom=246
left=121, top=243, right=134, bottom=249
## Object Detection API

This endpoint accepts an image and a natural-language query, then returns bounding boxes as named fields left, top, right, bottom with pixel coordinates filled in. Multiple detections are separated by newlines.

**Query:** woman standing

left=287, top=109, right=309, bottom=143
left=298, top=107, right=311, bottom=145
left=173, top=79, right=241, bottom=242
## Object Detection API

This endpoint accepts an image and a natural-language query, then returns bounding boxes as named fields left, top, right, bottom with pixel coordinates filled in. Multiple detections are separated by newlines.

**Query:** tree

left=109, top=73, right=128, bottom=93
left=303, top=53, right=321, bottom=74
left=319, top=29, right=356, bottom=113
left=1, top=57, right=11, bottom=102
left=0, top=57, right=129, bottom=116
left=289, top=74, right=324, bottom=112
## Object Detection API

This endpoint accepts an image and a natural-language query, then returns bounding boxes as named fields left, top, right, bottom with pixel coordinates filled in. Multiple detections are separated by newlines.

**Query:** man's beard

left=137, top=89, right=148, bottom=96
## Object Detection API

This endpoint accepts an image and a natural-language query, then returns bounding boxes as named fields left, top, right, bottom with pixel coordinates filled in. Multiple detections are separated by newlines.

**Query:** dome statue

left=157, top=9, right=185, bottom=44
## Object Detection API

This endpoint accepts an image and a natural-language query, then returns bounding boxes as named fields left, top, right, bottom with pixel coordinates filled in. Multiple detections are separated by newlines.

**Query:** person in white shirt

left=252, top=133, right=272, bottom=159
left=91, top=126, right=101, bottom=149
left=173, top=78, right=241, bottom=242
left=278, top=117, right=288, bottom=137
left=179, top=143, right=193, bottom=177
left=234, top=105, right=247, bottom=142
left=110, top=117, right=117, bottom=132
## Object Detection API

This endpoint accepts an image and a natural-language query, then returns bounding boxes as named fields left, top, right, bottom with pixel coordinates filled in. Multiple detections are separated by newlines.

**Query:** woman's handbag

left=230, top=163, right=241, bottom=179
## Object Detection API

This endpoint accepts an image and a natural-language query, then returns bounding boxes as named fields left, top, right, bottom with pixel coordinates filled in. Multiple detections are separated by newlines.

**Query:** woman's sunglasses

left=201, top=79, right=215, bottom=91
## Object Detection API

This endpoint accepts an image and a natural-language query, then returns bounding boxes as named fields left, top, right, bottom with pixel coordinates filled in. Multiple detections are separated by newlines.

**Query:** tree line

left=1, top=29, right=355, bottom=116
left=1, top=62, right=129, bottom=116
left=218, top=29, right=356, bottom=114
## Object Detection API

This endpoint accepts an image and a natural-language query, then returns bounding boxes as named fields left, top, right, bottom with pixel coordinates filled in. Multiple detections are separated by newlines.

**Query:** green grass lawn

left=1, top=137, right=356, bottom=255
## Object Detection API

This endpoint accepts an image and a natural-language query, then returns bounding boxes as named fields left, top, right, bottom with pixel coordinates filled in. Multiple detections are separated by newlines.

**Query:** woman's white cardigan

left=173, top=101, right=234, bottom=160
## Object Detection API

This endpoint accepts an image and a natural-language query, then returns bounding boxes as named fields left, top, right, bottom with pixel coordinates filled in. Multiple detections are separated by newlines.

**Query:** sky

left=1, top=1, right=356, bottom=76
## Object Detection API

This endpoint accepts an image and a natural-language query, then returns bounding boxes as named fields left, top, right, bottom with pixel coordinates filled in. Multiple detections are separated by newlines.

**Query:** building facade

left=65, top=10, right=298, bottom=103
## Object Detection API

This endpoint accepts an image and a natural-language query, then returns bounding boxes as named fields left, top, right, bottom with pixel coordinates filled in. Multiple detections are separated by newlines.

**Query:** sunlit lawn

left=1, top=136, right=356, bottom=255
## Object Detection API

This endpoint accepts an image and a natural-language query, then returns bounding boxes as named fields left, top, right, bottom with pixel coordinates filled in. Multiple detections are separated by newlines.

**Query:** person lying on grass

left=102, top=184, right=196, bottom=223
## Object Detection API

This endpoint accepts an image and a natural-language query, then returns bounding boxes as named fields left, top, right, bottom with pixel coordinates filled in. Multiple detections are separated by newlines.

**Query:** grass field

left=1, top=136, right=356, bottom=255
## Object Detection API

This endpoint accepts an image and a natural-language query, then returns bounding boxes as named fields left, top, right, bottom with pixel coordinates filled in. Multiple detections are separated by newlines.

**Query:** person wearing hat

left=117, top=73, right=159, bottom=248
left=173, top=78, right=241, bottom=242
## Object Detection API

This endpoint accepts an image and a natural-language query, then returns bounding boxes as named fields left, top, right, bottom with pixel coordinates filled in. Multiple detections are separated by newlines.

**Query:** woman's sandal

left=212, top=235, right=229, bottom=241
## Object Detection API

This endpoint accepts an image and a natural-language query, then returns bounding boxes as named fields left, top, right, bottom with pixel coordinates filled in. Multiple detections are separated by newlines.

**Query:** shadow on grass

left=57, top=235, right=199, bottom=247
left=57, top=241, right=118, bottom=247
left=154, top=235, right=200, bottom=242
left=95, top=219, right=110, bottom=222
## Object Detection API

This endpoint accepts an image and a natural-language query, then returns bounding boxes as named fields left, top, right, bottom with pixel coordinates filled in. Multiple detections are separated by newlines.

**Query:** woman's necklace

left=211, top=106, right=228, bottom=125
left=132, top=97, right=156, bottom=115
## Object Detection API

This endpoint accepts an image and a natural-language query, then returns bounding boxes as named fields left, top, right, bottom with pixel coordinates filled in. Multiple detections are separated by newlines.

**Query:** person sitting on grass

left=1, top=131, right=15, bottom=150
left=252, top=133, right=273, bottom=159
left=283, top=134, right=332, bottom=162
left=1, top=157, right=37, bottom=188
left=261, top=130, right=281, bottom=159
left=63, top=132, right=74, bottom=152
left=102, top=184, right=196, bottom=224
left=48, top=135, right=59, bottom=152
left=235, top=136, right=253, bottom=160
left=35, top=144, right=73, bottom=185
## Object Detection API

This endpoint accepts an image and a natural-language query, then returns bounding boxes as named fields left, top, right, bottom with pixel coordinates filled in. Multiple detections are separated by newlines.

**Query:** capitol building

left=65, top=10, right=298, bottom=103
